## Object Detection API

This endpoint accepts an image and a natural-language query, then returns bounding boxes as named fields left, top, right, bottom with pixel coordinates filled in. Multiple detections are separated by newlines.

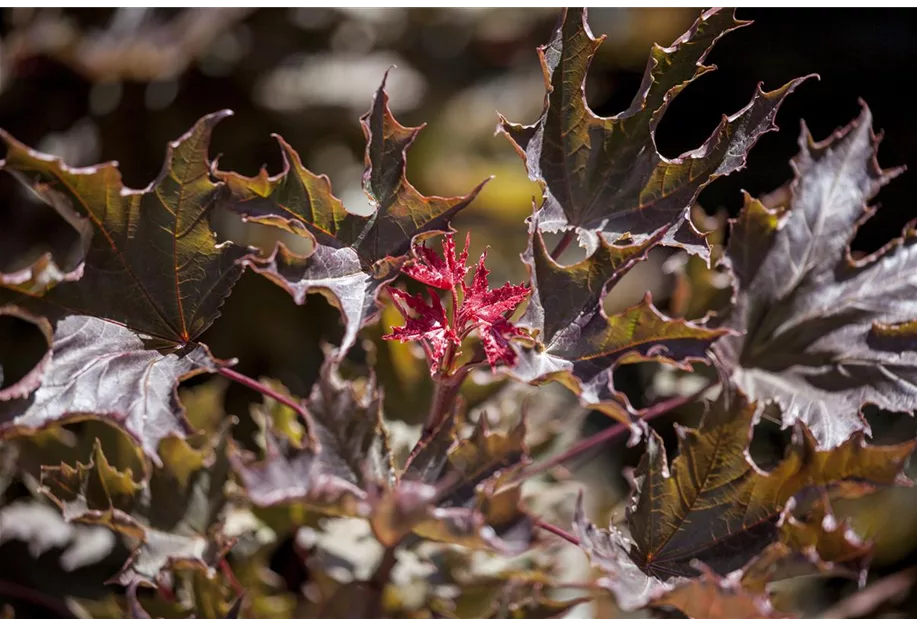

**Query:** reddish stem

left=514, top=381, right=716, bottom=484
left=550, top=230, right=577, bottom=260
left=403, top=376, right=461, bottom=472
left=535, top=519, right=580, bottom=546
left=216, top=366, right=307, bottom=419
left=220, top=558, right=245, bottom=597
left=0, top=579, right=75, bottom=618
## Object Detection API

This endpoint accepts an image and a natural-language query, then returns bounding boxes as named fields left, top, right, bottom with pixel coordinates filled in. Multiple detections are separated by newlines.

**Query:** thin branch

left=220, top=558, right=245, bottom=598
left=535, top=519, right=580, bottom=546
left=550, top=230, right=577, bottom=260
left=363, top=544, right=399, bottom=617
left=403, top=377, right=461, bottom=472
left=216, top=366, right=307, bottom=419
left=820, top=566, right=917, bottom=619
left=514, top=381, right=716, bottom=485
left=0, top=579, right=75, bottom=618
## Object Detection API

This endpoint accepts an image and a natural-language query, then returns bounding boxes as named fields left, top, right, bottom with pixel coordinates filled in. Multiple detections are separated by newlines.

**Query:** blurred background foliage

left=1, top=7, right=916, bottom=618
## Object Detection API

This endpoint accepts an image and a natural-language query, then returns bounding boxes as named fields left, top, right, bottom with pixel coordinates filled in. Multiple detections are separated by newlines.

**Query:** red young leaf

left=457, top=250, right=530, bottom=369
left=403, top=232, right=470, bottom=290
left=384, top=236, right=531, bottom=372
left=385, top=287, right=458, bottom=370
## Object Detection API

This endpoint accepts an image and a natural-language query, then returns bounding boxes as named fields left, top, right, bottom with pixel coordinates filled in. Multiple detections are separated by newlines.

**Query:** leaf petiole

left=216, top=366, right=310, bottom=422
left=512, top=381, right=717, bottom=485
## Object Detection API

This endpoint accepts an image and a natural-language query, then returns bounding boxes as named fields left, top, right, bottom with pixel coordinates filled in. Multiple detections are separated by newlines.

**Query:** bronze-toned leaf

left=510, top=228, right=729, bottom=419
left=217, top=73, right=487, bottom=355
left=499, top=8, right=812, bottom=259
left=0, top=113, right=251, bottom=460
left=370, top=413, right=533, bottom=553
left=230, top=362, right=392, bottom=516
left=626, top=388, right=914, bottom=580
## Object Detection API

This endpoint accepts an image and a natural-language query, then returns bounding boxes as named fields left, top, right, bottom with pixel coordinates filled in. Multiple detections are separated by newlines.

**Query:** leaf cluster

left=1, top=6, right=916, bottom=619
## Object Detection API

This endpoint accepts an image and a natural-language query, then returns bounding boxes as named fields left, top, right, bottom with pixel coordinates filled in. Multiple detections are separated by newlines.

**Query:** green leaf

left=499, top=8, right=812, bottom=260
left=217, top=73, right=488, bottom=355
left=0, top=113, right=250, bottom=461
left=511, top=229, right=729, bottom=420
left=40, top=418, right=234, bottom=589
left=714, top=104, right=917, bottom=448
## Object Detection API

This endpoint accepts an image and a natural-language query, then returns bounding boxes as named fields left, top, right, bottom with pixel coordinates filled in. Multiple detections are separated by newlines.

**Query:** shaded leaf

left=0, top=305, right=52, bottom=401
left=511, top=228, right=729, bottom=419
left=231, top=362, right=393, bottom=515
left=218, top=74, right=487, bottom=355
left=626, top=388, right=913, bottom=580
left=370, top=413, right=533, bottom=553
left=714, top=104, right=917, bottom=448
left=499, top=8, right=811, bottom=259
left=0, top=113, right=250, bottom=460
left=40, top=419, right=234, bottom=588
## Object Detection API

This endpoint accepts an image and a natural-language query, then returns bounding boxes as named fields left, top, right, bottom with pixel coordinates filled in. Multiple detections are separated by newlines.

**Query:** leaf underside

left=714, top=105, right=917, bottom=449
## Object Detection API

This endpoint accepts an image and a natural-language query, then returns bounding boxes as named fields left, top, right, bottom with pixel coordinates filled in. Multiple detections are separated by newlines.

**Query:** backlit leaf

left=218, top=74, right=487, bottom=355
left=626, top=388, right=913, bottom=579
left=573, top=494, right=784, bottom=617
left=0, top=113, right=251, bottom=461
left=499, top=8, right=811, bottom=260
left=510, top=228, right=729, bottom=420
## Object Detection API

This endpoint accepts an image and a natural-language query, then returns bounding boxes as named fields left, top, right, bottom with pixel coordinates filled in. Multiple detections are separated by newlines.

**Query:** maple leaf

left=41, top=426, right=234, bottom=589
left=499, top=8, right=813, bottom=260
left=403, top=231, right=470, bottom=290
left=386, top=287, right=458, bottom=370
left=457, top=249, right=531, bottom=369
left=573, top=494, right=785, bottom=617
left=0, top=113, right=250, bottom=461
left=384, top=235, right=530, bottom=371
left=510, top=228, right=729, bottom=420
left=369, top=413, right=533, bottom=554
left=230, top=362, right=394, bottom=515
left=625, top=388, right=913, bottom=580
left=713, top=104, right=917, bottom=448
left=217, top=74, right=488, bottom=355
